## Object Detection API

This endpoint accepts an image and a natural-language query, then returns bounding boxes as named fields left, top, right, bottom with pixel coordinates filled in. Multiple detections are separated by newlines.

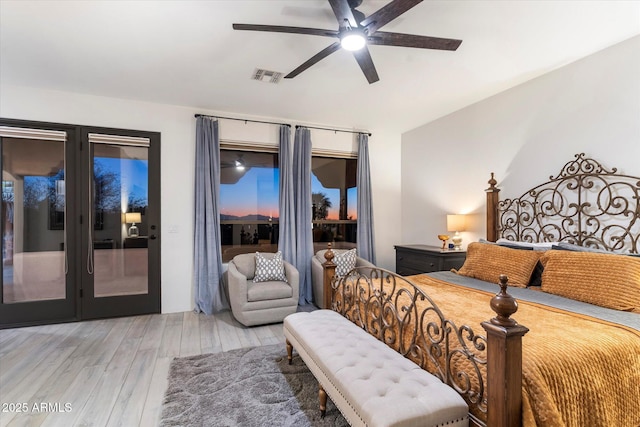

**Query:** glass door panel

left=2, top=137, right=66, bottom=303
left=0, top=121, right=159, bottom=327
left=91, top=143, right=149, bottom=298
left=81, top=128, right=159, bottom=321
left=0, top=122, right=76, bottom=328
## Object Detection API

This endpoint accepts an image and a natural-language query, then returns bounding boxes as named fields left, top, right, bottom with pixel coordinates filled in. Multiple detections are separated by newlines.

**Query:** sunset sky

left=219, top=168, right=357, bottom=220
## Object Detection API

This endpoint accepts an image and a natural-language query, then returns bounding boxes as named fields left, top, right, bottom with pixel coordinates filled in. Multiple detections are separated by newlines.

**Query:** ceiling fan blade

left=360, top=0, right=423, bottom=33
left=352, top=46, right=379, bottom=84
left=284, top=42, right=342, bottom=79
left=368, top=31, right=462, bottom=50
left=328, top=0, right=357, bottom=28
left=232, top=24, right=339, bottom=38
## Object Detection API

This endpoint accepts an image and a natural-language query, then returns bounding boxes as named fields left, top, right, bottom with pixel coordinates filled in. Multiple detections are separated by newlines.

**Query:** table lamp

left=447, top=214, right=466, bottom=251
left=125, top=212, right=142, bottom=237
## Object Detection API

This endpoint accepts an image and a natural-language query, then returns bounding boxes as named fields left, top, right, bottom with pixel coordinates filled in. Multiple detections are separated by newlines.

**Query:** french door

left=0, top=119, right=160, bottom=328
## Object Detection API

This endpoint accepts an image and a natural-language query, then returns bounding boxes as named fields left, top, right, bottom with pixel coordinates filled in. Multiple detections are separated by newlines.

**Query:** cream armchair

left=226, top=253, right=299, bottom=327
left=311, top=249, right=375, bottom=309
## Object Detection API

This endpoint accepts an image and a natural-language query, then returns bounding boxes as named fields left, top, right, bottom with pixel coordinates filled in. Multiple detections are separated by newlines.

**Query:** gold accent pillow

left=540, top=250, right=640, bottom=312
left=456, top=242, right=542, bottom=288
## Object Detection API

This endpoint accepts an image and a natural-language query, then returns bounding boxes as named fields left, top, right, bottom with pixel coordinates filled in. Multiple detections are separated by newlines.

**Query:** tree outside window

left=311, top=156, right=357, bottom=253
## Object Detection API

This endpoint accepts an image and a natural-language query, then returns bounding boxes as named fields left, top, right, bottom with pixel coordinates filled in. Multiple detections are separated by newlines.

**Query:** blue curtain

left=357, top=133, right=376, bottom=264
left=278, top=125, right=296, bottom=267
left=293, top=127, right=314, bottom=304
left=194, top=116, right=229, bottom=314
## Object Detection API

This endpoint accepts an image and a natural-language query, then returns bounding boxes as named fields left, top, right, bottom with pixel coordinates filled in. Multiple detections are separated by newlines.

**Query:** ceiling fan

left=232, top=0, right=462, bottom=84
left=221, top=153, right=249, bottom=170
left=220, top=152, right=276, bottom=170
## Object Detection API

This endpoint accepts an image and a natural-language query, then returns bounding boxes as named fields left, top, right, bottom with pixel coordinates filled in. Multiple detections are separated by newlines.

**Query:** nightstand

left=395, top=244, right=466, bottom=276
left=124, top=236, right=148, bottom=249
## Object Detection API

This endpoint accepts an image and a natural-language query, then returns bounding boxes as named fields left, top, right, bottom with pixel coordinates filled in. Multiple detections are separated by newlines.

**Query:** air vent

left=251, top=68, right=283, bottom=84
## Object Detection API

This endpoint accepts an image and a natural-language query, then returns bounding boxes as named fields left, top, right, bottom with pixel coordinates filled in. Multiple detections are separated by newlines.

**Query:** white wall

left=0, top=87, right=401, bottom=313
left=401, top=35, right=640, bottom=249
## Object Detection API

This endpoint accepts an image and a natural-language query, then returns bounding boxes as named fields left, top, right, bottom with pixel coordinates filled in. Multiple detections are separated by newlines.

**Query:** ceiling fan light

left=234, top=159, right=245, bottom=170
left=341, top=32, right=366, bottom=51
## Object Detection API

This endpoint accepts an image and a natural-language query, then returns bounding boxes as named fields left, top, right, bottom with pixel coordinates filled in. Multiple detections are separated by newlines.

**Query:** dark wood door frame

left=0, top=118, right=161, bottom=328
left=0, top=119, right=80, bottom=328
left=79, top=125, right=161, bottom=320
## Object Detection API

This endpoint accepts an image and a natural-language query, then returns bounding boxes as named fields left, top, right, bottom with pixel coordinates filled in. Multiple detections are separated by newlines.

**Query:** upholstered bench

left=283, top=310, right=469, bottom=427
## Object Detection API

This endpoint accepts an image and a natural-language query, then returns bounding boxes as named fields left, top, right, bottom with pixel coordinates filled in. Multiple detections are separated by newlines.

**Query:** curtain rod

left=194, top=114, right=290, bottom=127
left=296, top=124, right=371, bottom=137
left=194, top=114, right=370, bottom=136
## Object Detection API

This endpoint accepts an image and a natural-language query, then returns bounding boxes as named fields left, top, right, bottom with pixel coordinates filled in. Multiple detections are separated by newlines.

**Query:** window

left=311, top=156, right=357, bottom=253
left=219, top=149, right=279, bottom=262
left=218, top=148, right=358, bottom=261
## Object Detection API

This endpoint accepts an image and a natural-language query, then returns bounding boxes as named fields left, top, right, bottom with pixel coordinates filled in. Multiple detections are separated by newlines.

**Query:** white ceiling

left=1, top=0, right=639, bottom=134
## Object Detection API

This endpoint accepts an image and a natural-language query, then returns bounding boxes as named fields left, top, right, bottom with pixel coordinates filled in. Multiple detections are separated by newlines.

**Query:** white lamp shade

left=125, top=212, right=142, bottom=224
left=447, top=214, right=466, bottom=232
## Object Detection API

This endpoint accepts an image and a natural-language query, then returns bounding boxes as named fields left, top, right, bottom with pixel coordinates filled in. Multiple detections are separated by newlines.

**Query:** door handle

left=149, top=235, right=157, bottom=240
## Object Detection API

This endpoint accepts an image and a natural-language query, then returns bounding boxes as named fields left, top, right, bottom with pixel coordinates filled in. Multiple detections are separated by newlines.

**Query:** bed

left=320, top=153, right=640, bottom=427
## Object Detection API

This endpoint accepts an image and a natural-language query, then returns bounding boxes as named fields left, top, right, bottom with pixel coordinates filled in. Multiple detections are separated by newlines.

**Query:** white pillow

left=334, top=248, right=357, bottom=277
left=496, top=238, right=557, bottom=251
left=253, top=251, right=287, bottom=283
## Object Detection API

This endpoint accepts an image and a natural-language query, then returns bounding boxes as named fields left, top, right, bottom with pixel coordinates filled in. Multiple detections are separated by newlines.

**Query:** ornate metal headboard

left=486, top=153, right=640, bottom=254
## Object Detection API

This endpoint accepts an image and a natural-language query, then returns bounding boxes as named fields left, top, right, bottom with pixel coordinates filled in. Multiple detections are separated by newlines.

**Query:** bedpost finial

left=324, top=242, right=335, bottom=265
left=490, top=274, right=518, bottom=327
left=488, top=172, right=497, bottom=188
left=498, top=274, right=508, bottom=291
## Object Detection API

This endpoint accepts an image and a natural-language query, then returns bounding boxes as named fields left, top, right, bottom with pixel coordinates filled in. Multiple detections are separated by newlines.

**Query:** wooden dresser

left=395, top=244, right=466, bottom=276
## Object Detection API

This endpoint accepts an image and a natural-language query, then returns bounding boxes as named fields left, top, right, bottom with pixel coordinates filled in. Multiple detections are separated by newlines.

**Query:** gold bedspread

left=335, top=271, right=640, bottom=427
left=407, top=274, right=640, bottom=427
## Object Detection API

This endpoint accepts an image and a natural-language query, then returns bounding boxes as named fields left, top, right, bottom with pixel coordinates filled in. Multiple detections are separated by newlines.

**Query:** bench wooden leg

left=286, top=340, right=293, bottom=365
left=319, top=383, right=327, bottom=418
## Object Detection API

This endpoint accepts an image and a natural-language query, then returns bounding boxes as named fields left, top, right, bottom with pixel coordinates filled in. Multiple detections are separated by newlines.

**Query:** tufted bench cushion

left=284, top=310, right=469, bottom=427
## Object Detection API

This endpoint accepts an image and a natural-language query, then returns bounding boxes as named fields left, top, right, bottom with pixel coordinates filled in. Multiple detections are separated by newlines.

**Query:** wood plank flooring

left=0, top=308, right=311, bottom=427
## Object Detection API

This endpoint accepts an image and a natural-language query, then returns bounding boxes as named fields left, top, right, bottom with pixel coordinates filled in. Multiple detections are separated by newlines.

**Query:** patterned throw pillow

left=335, top=249, right=357, bottom=277
left=253, top=251, right=287, bottom=283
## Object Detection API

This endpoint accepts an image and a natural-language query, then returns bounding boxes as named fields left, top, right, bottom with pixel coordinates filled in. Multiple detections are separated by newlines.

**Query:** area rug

left=160, top=344, right=348, bottom=426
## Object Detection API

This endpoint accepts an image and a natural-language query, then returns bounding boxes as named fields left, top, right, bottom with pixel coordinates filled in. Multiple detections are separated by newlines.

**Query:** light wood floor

left=0, top=309, right=308, bottom=427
